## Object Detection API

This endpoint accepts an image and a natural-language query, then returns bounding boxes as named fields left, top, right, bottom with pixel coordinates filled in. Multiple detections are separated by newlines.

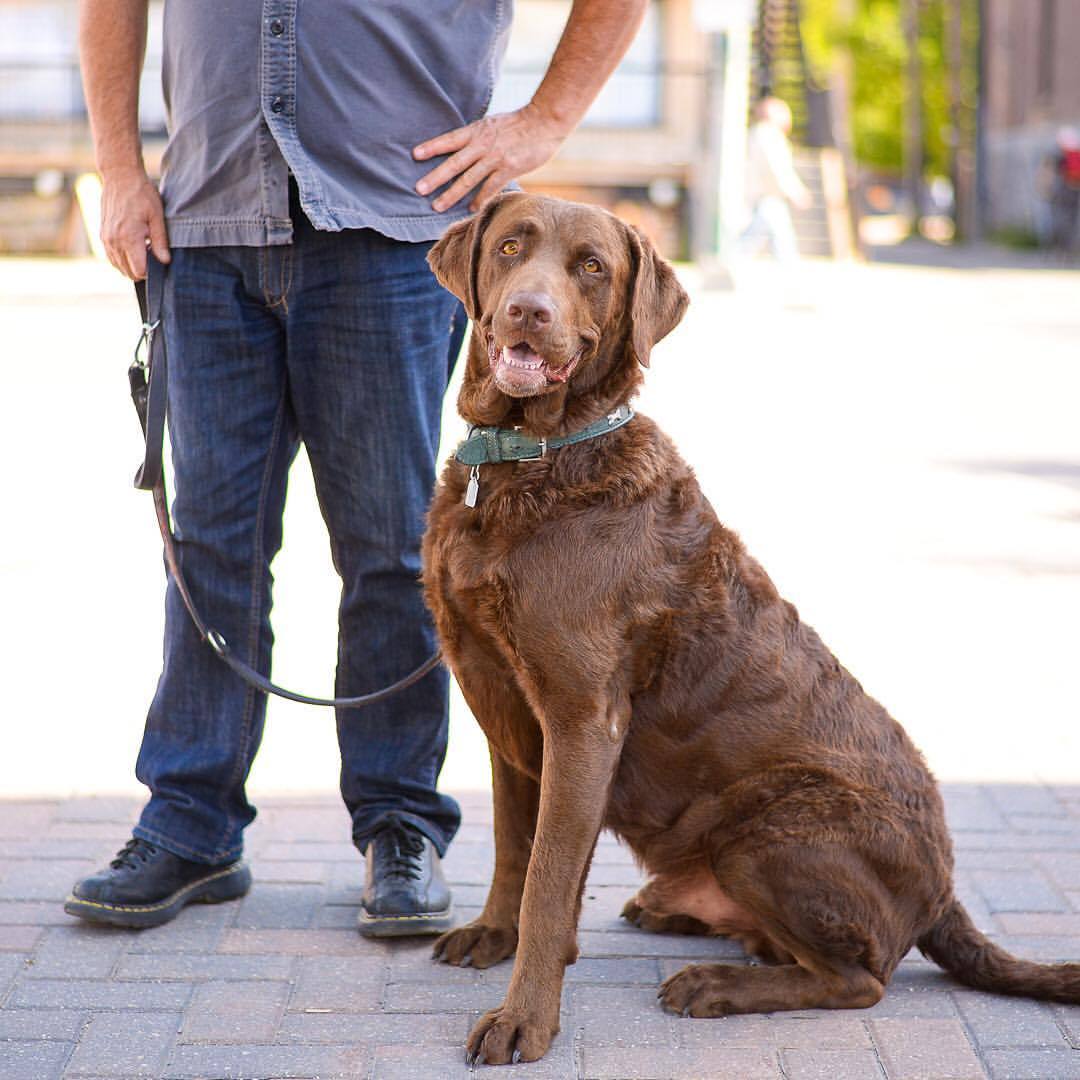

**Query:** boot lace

left=379, top=823, right=425, bottom=882
left=109, top=838, right=159, bottom=871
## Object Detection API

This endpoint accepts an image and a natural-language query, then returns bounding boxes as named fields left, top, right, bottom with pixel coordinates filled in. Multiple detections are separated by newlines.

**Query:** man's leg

left=133, top=245, right=299, bottom=862
left=68, top=245, right=300, bottom=927
left=283, top=219, right=461, bottom=928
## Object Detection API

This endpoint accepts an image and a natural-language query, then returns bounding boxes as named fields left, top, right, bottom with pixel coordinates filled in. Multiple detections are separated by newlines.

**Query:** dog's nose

left=505, top=291, right=554, bottom=329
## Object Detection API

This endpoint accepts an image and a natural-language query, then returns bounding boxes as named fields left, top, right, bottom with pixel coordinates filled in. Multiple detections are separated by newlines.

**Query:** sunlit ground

left=1, top=248, right=1077, bottom=803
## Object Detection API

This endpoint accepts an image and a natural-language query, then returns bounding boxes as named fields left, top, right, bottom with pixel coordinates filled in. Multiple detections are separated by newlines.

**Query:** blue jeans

left=133, top=203, right=463, bottom=865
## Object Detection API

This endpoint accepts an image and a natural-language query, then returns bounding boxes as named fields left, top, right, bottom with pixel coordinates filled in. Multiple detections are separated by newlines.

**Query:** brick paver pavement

left=0, top=787, right=1077, bottom=1079
left=3, top=242, right=1079, bottom=1076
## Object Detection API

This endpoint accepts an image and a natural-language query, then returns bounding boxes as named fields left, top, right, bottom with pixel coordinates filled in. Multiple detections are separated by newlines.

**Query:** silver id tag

left=464, top=466, right=480, bottom=508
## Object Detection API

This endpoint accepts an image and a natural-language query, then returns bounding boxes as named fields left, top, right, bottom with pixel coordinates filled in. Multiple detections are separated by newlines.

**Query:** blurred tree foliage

left=799, top=0, right=955, bottom=178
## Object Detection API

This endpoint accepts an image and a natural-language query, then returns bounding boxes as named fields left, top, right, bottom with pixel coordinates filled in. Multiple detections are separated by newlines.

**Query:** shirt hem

left=166, top=217, right=295, bottom=248
left=166, top=207, right=473, bottom=246
left=318, top=205, right=475, bottom=242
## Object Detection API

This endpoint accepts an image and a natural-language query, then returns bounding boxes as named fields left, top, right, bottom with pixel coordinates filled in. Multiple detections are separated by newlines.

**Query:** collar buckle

left=509, top=426, right=547, bottom=460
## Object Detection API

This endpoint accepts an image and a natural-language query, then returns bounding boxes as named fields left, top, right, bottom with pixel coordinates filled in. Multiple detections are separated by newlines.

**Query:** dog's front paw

left=465, top=1003, right=558, bottom=1065
left=433, top=920, right=517, bottom=969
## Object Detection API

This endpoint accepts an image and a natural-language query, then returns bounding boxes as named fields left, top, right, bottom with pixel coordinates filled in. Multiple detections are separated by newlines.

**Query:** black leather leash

left=128, top=253, right=442, bottom=708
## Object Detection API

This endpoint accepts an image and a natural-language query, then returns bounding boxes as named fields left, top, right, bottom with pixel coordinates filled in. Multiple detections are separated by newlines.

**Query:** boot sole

left=63, top=861, right=252, bottom=929
left=357, top=904, right=454, bottom=938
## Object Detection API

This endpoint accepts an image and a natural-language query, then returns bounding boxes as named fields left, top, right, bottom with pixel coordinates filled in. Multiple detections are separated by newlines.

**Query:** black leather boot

left=358, top=819, right=453, bottom=937
left=64, top=837, right=251, bottom=928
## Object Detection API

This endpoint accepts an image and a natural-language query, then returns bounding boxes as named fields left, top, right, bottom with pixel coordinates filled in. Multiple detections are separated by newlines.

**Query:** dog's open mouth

left=487, top=337, right=583, bottom=396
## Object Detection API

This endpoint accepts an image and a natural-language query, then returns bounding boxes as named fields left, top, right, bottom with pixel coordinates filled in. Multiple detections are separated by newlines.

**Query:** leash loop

left=128, top=254, right=443, bottom=709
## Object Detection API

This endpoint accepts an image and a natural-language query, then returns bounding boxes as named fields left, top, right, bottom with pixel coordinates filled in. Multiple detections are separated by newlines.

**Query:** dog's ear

left=624, top=224, right=689, bottom=368
left=427, top=192, right=522, bottom=320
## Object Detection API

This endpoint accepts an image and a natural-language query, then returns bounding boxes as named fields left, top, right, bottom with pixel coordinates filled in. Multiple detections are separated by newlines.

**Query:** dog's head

left=429, top=193, right=688, bottom=432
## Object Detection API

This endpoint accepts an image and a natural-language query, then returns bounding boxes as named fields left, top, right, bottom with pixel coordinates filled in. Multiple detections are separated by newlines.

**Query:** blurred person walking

left=67, top=0, right=646, bottom=934
left=740, top=96, right=812, bottom=267
left=1049, top=127, right=1080, bottom=255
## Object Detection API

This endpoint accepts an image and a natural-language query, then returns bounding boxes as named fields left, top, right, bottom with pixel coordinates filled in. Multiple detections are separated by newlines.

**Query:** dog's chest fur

left=423, top=414, right=955, bottom=896
left=424, top=419, right=801, bottom=811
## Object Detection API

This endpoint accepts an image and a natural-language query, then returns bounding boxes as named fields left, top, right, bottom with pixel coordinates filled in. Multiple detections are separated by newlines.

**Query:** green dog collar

left=454, top=404, right=635, bottom=507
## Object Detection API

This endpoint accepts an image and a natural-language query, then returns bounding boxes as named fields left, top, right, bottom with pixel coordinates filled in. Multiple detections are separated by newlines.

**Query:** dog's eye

left=499, top=239, right=520, bottom=256
left=582, top=257, right=603, bottom=274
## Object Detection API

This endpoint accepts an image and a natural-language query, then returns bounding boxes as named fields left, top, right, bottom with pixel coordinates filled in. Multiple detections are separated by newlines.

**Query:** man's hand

left=413, top=104, right=568, bottom=213
left=99, top=166, right=170, bottom=280
left=414, top=0, right=647, bottom=214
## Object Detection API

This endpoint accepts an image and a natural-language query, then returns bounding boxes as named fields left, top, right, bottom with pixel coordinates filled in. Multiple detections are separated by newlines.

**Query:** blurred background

left=3, top=0, right=1080, bottom=262
left=0, top=1, right=1077, bottom=801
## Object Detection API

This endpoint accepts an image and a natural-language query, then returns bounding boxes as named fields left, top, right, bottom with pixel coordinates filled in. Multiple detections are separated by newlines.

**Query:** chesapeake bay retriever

left=421, top=193, right=1080, bottom=1065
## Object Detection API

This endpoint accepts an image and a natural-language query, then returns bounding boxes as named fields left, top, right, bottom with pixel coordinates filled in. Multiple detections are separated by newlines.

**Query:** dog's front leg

left=434, top=747, right=538, bottom=969
left=465, top=710, right=623, bottom=1065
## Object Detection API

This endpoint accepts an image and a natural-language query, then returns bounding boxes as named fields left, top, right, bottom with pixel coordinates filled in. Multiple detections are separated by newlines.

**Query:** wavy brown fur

left=920, top=900, right=1080, bottom=1002
left=421, top=194, right=1080, bottom=1066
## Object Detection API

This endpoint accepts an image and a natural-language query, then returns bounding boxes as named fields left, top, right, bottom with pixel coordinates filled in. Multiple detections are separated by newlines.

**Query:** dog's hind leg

left=659, top=839, right=913, bottom=1016
left=660, top=958, right=883, bottom=1016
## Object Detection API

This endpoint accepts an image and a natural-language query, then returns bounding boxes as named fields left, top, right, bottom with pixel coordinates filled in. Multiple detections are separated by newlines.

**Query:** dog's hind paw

left=659, top=963, right=740, bottom=1018
left=622, top=897, right=711, bottom=936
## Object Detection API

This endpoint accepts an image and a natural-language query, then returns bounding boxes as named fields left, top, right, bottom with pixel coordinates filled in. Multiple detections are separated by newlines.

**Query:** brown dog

left=422, top=193, right=1080, bottom=1066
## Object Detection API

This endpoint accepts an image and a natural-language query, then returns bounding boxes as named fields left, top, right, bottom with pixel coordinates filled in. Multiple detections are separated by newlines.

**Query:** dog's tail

left=918, top=898, right=1080, bottom=1002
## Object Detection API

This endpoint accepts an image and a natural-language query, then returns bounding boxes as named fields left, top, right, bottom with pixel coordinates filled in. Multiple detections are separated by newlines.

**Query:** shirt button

left=269, top=18, right=284, bottom=35
left=270, top=96, right=285, bottom=114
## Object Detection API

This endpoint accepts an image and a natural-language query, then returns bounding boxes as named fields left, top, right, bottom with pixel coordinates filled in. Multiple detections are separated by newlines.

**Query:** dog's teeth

left=501, top=346, right=544, bottom=371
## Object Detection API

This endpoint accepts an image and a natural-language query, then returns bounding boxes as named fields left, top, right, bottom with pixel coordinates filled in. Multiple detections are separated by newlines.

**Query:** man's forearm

left=530, top=0, right=649, bottom=135
left=78, top=0, right=149, bottom=176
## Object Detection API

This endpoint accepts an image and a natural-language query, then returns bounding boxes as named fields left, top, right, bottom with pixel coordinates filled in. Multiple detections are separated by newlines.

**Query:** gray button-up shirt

left=159, top=0, right=512, bottom=247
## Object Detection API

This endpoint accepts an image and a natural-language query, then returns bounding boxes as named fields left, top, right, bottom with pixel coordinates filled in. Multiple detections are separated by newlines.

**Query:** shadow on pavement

left=947, top=458, right=1080, bottom=493
left=867, top=239, right=1078, bottom=273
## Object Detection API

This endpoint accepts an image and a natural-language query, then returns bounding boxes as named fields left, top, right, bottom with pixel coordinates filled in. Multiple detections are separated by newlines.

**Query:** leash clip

left=133, top=317, right=161, bottom=371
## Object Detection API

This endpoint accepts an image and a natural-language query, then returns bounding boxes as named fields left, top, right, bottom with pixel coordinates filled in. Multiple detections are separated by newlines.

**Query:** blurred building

left=491, top=0, right=706, bottom=258
left=1, top=0, right=852, bottom=260
left=980, top=0, right=1080, bottom=238
left=0, top=0, right=707, bottom=256
left=0, top=0, right=165, bottom=252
